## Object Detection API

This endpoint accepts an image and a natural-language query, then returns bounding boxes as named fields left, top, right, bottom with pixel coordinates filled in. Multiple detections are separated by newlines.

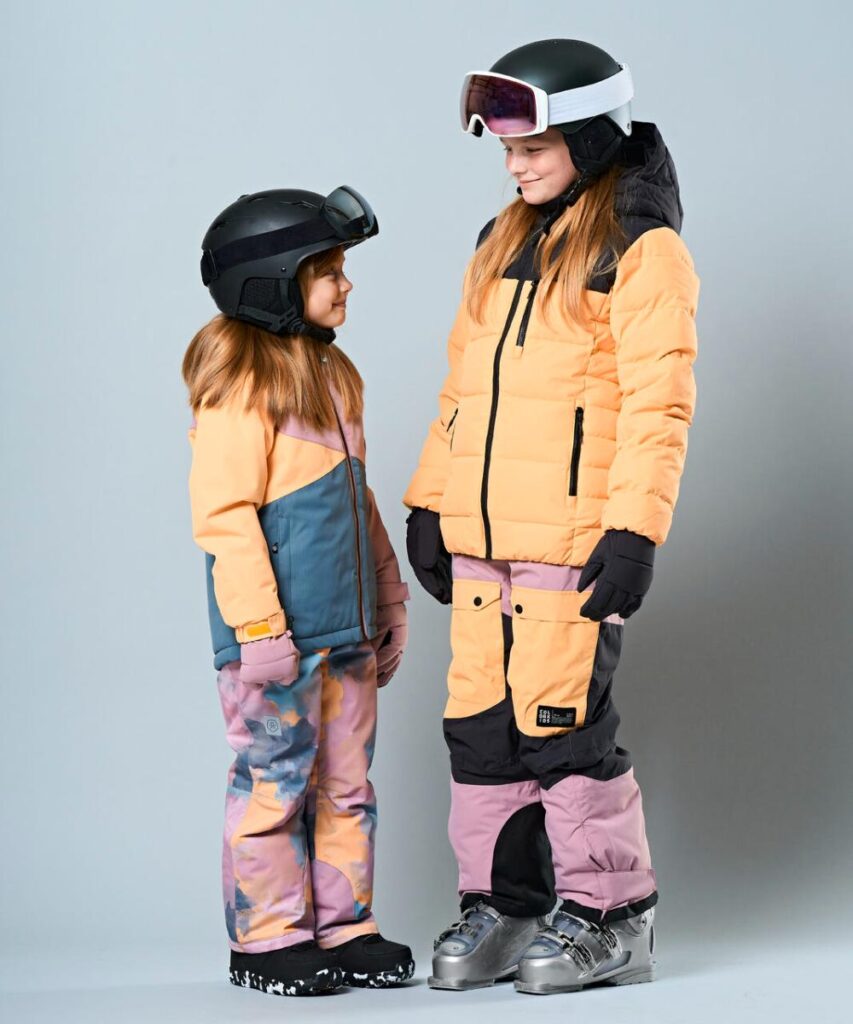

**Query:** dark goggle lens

left=324, top=186, right=377, bottom=240
left=463, top=74, right=538, bottom=135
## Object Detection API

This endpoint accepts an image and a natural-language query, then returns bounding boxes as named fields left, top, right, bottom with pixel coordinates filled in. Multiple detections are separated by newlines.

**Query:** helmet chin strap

left=516, top=171, right=594, bottom=233
left=516, top=121, right=622, bottom=231
left=279, top=279, right=337, bottom=344
left=234, top=281, right=337, bottom=343
left=290, top=316, right=337, bottom=345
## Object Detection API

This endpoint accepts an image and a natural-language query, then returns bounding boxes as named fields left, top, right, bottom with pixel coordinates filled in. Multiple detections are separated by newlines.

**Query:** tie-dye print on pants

left=217, top=641, right=379, bottom=953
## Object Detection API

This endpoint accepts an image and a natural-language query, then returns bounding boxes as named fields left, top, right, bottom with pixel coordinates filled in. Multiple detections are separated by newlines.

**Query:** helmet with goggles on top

left=200, top=185, right=378, bottom=343
left=461, top=39, right=634, bottom=205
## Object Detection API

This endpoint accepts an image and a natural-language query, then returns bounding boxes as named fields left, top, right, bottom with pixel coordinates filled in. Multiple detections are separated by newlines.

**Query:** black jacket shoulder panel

left=476, top=217, right=497, bottom=249
left=582, top=122, right=686, bottom=294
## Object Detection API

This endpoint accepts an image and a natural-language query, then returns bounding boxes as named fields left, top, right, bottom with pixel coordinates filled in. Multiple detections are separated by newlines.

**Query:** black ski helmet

left=464, top=39, right=633, bottom=205
left=200, top=186, right=378, bottom=343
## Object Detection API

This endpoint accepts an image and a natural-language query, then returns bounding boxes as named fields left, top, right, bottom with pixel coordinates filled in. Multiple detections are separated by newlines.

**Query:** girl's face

left=501, top=127, right=579, bottom=205
left=303, top=251, right=353, bottom=328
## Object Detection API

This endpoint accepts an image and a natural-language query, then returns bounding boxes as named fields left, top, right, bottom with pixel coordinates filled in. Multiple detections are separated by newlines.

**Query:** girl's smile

left=501, top=126, right=579, bottom=204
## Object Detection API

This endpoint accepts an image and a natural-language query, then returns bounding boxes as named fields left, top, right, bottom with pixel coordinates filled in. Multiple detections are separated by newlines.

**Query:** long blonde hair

left=467, top=165, right=625, bottom=324
left=182, top=246, right=363, bottom=430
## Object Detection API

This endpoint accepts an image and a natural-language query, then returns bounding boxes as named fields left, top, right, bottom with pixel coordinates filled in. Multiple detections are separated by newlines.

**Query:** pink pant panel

left=448, top=778, right=542, bottom=897
left=452, top=555, right=623, bottom=624
left=452, top=553, right=514, bottom=615
left=312, top=860, right=378, bottom=949
left=540, top=769, right=656, bottom=917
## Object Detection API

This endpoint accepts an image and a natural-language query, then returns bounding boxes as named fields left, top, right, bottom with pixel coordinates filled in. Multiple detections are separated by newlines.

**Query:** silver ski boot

left=429, top=900, right=547, bottom=991
left=514, top=907, right=655, bottom=995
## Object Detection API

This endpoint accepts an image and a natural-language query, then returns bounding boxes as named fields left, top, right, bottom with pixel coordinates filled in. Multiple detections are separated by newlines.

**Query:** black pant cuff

left=559, top=890, right=658, bottom=925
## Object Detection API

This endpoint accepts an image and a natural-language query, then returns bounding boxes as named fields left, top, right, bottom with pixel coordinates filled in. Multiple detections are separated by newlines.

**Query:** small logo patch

left=264, top=716, right=282, bottom=736
left=536, top=705, right=577, bottom=728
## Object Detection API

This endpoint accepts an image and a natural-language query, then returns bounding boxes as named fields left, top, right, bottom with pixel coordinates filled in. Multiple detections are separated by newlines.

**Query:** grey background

left=2, top=0, right=852, bottom=1019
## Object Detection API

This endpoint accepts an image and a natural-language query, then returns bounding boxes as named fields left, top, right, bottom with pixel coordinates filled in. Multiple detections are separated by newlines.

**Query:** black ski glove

left=405, top=508, right=452, bottom=605
left=578, top=529, right=656, bottom=621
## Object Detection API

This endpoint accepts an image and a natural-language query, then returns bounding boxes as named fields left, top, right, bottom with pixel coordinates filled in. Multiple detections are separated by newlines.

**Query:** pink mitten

left=239, top=631, right=300, bottom=686
left=371, top=602, right=408, bottom=688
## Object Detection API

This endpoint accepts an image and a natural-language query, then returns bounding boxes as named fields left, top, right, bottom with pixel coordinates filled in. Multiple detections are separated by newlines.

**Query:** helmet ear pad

left=235, top=274, right=335, bottom=343
left=560, top=115, right=625, bottom=176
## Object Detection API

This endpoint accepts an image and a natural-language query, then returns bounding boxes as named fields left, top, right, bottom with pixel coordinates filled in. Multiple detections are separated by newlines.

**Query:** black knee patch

left=461, top=802, right=555, bottom=918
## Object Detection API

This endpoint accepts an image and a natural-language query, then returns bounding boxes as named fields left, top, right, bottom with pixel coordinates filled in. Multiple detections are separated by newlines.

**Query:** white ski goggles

left=460, top=65, right=633, bottom=137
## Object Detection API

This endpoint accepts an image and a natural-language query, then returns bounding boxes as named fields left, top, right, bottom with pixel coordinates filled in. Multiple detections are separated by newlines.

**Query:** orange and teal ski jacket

left=404, top=122, right=700, bottom=564
left=189, top=376, right=408, bottom=669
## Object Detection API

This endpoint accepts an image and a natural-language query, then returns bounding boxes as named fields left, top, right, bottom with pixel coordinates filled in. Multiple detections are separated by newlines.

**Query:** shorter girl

left=184, top=187, right=413, bottom=996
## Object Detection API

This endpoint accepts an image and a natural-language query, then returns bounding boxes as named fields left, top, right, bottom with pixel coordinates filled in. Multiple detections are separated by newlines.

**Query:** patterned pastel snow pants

left=444, top=555, right=657, bottom=924
left=217, top=641, right=379, bottom=952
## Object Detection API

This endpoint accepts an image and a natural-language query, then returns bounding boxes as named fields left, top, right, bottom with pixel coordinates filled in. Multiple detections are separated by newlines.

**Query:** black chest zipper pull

left=515, top=279, right=540, bottom=348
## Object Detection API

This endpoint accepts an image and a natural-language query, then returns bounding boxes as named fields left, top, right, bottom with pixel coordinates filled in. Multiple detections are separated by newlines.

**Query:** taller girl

left=405, top=39, right=699, bottom=995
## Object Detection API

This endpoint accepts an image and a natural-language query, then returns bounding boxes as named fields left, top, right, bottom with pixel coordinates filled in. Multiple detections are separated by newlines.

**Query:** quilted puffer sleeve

left=366, top=487, right=410, bottom=607
left=188, top=388, right=286, bottom=641
left=403, top=284, right=471, bottom=512
left=602, top=227, right=700, bottom=545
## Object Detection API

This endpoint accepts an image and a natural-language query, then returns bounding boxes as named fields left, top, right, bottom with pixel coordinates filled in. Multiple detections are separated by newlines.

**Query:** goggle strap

left=205, top=217, right=335, bottom=280
left=546, top=66, right=633, bottom=125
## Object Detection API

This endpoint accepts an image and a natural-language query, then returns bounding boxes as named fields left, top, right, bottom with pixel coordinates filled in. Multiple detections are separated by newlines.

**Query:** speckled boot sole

left=341, top=957, right=416, bottom=988
left=229, top=964, right=343, bottom=996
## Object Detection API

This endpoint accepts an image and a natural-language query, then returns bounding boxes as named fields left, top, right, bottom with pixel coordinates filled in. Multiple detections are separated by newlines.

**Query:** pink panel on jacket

left=277, top=385, right=365, bottom=461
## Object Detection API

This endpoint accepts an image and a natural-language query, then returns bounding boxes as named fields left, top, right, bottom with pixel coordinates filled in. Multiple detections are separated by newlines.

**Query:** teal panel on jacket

left=206, top=458, right=377, bottom=668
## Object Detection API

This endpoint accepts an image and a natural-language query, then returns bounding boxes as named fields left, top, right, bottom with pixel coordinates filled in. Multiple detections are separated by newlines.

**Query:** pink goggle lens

left=463, top=74, right=538, bottom=135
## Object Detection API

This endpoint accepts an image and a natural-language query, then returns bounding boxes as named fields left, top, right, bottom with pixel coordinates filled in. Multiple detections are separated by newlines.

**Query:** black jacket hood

left=615, top=121, right=683, bottom=241
left=532, top=121, right=683, bottom=238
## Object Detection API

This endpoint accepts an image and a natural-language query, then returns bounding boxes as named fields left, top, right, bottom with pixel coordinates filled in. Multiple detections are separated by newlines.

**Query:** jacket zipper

left=447, top=406, right=459, bottom=450
left=327, top=372, right=368, bottom=639
left=514, top=279, right=540, bottom=348
left=569, top=406, right=584, bottom=497
left=480, top=278, right=525, bottom=559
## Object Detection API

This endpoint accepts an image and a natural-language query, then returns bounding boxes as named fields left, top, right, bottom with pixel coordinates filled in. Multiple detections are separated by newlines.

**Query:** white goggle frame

left=461, top=64, right=634, bottom=138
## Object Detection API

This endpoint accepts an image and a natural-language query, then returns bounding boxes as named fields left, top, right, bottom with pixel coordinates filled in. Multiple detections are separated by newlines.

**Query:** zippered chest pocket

left=446, top=406, right=459, bottom=450
left=569, top=406, right=584, bottom=497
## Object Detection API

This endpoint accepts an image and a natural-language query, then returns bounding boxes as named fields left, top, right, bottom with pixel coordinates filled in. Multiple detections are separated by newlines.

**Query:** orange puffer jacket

left=405, top=123, right=700, bottom=565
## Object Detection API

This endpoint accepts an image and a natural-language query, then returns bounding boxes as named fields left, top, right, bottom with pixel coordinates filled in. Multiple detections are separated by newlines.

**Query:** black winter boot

left=229, top=941, right=343, bottom=996
left=332, top=933, right=416, bottom=987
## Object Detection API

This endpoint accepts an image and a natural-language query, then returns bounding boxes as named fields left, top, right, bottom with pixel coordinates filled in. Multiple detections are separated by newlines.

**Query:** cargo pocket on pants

left=446, top=578, right=506, bottom=719
left=507, top=586, right=600, bottom=737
